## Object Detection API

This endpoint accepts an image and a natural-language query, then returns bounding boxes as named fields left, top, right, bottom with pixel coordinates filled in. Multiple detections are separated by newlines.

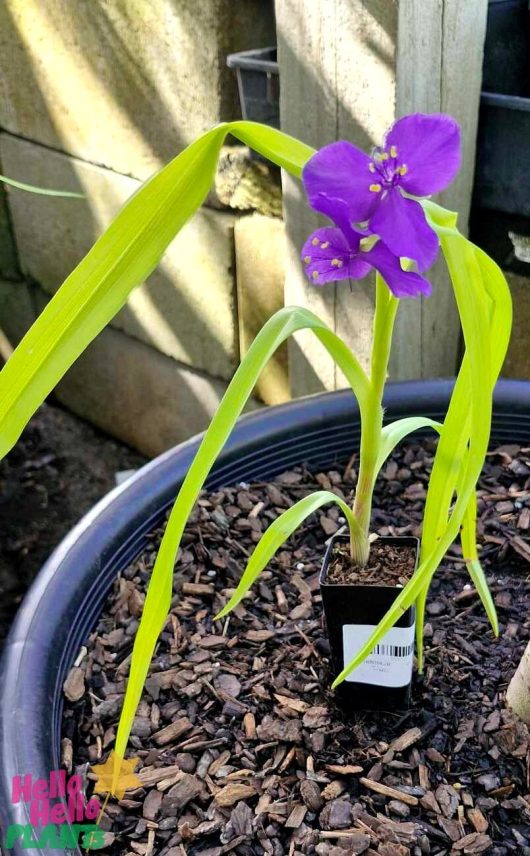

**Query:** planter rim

left=2, top=378, right=530, bottom=852
left=226, top=46, right=278, bottom=74
left=481, top=90, right=530, bottom=112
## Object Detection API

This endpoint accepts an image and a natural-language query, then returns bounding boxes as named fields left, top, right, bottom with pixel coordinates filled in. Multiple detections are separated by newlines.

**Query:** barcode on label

left=372, top=643, right=414, bottom=658
left=343, top=622, right=415, bottom=686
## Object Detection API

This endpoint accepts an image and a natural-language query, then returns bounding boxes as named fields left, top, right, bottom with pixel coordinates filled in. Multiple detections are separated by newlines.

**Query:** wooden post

left=276, top=0, right=488, bottom=395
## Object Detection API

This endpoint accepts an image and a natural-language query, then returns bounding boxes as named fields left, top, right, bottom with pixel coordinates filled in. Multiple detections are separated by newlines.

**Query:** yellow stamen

left=380, top=152, right=389, bottom=161
left=369, top=183, right=382, bottom=193
left=330, top=258, right=343, bottom=268
left=389, top=145, right=398, bottom=158
left=304, top=255, right=311, bottom=264
left=311, top=237, right=319, bottom=246
left=321, top=241, right=330, bottom=249
left=397, top=164, right=408, bottom=176
left=312, top=271, right=319, bottom=280
left=368, top=162, right=376, bottom=173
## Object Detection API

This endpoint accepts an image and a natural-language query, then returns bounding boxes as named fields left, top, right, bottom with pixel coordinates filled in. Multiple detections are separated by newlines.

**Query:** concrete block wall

left=0, top=0, right=288, bottom=457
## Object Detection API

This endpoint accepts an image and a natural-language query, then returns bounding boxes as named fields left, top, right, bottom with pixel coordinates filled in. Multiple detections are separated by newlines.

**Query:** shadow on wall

left=0, top=0, right=277, bottom=452
left=0, top=0, right=277, bottom=177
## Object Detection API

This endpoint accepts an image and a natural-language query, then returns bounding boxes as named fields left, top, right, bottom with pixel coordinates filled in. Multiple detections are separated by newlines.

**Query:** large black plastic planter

left=2, top=379, right=530, bottom=855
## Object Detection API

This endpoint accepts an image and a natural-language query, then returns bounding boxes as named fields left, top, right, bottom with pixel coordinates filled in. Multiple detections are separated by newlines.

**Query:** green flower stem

left=351, top=275, right=399, bottom=564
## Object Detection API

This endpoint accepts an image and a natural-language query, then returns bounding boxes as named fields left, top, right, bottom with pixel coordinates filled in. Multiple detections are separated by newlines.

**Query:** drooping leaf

left=334, top=222, right=511, bottom=687
left=215, top=491, right=363, bottom=620
left=114, top=304, right=369, bottom=760
left=377, top=416, right=442, bottom=472
left=0, top=122, right=315, bottom=460
left=378, top=415, right=498, bottom=649
left=414, top=211, right=512, bottom=668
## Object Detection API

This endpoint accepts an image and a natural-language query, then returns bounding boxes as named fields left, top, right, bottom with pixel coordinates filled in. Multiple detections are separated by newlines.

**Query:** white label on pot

left=342, top=623, right=415, bottom=688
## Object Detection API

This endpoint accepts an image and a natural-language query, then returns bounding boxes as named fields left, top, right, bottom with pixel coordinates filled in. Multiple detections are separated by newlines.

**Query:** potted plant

left=211, top=116, right=479, bottom=712
left=0, top=114, right=524, bottom=852
left=3, top=380, right=530, bottom=854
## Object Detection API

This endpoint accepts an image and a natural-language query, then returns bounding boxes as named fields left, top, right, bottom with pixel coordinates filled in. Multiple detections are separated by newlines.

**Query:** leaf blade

left=0, top=122, right=316, bottom=459
left=334, top=225, right=511, bottom=687
left=215, top=491, right=361, bottom=619
left=115, top=304, right=369, bottom=759
left=0, top=173, right=85, bottom=198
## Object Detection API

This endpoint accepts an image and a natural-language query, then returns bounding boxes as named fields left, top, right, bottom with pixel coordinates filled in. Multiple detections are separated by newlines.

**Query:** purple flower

left=301, top=213, right=431, bottom=299
left=303, top=113, right=461, bottom=274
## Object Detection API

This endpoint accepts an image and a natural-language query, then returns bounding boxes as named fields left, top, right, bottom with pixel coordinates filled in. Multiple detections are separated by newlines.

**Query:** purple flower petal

left=303, top=141, right=377, bottom=222
left=385, top=113, right=461, bottom=196
left=366, top=241, right=432, bottom=298
left=370, top=189, right=439, bottom=271
left=301, top=227, right=371, bottom=285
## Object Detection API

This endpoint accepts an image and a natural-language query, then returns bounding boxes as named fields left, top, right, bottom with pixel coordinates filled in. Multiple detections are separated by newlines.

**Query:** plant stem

left=351, top=275, right=399, bottom=565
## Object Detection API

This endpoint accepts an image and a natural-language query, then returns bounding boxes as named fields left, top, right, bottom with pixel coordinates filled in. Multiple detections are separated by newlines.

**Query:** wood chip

left=243, top=711, right=257, bottom=740
left=467, top=807, right=488, bottom=833
left=510, top=534, right=530, bottom=562
left=300, top=779, right=324, bottom=812
left=138, top=765, right=182, bottom=787
left=214, top=782, right=258, bottom=807
left=325, top=764, right=363, bottom=776
left=198, top=634, right=228, bottom=648
left=359, top=777, right=418, bottom=806
left=245, top=629, right=275, bottom=642
left=273, top=693, right=309, bottom=713
left=182, top=582, right=214, bottom=596
left=453, top=832, right=493, bottom=853
left=142, top=789, right=162, bottom=821
left=435, top=783, right=460, bottom=818
left=284, top=804, right=307, bottom=828
left=151, top=717, right=192, bottom=746
left=63, top=666, right=85, bottom=702
left=388, top=726, right=423, bottom=753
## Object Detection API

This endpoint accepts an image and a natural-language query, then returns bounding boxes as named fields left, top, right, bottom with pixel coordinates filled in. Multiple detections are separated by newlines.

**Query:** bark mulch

left=62, top=439, right=530, bottom=856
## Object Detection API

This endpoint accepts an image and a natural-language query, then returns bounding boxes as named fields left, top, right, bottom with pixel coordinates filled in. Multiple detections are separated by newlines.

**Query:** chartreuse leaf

left=0, top=173, right=85, bottom=198
left=380, top=415, right=498, bottom=642
left=414, top=209, right=512, bottom=669
left=215, top=491, right=363, bottom=620
left=377, top=416, right=442, bottom=472
left=333, top=224, right=510, bottom=688
left=114, top=305, right=370, bottom=767
left=0, top=122, right=315, bottom=461
left=459, top=474, right=499, bottom=636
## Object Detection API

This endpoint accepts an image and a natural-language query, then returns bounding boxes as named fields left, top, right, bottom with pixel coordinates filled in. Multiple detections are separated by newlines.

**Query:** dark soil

left=326, top=540, right=417, bottom=587
left=0, top=402, right=145, bottom=644
left=63, top=439, right=530, bottom=856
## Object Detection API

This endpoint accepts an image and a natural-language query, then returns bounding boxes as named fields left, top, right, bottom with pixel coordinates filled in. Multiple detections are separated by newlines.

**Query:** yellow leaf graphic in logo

left=91, top=751, right=142, bottom=800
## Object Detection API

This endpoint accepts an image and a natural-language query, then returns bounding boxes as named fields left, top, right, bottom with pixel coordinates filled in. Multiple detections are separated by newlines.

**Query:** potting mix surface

left=63, top=439, right=530, bottom=856
left=326, top=541, right=417, bottom=587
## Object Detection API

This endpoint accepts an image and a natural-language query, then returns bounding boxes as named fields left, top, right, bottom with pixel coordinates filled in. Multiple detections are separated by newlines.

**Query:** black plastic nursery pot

left=473, top=0, right=530, bottom=216
left=2, top=379, right=530, bottom=855
left=226, top=46, right=279, bottom=128
left=320, top=535, right=418, bottom=712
